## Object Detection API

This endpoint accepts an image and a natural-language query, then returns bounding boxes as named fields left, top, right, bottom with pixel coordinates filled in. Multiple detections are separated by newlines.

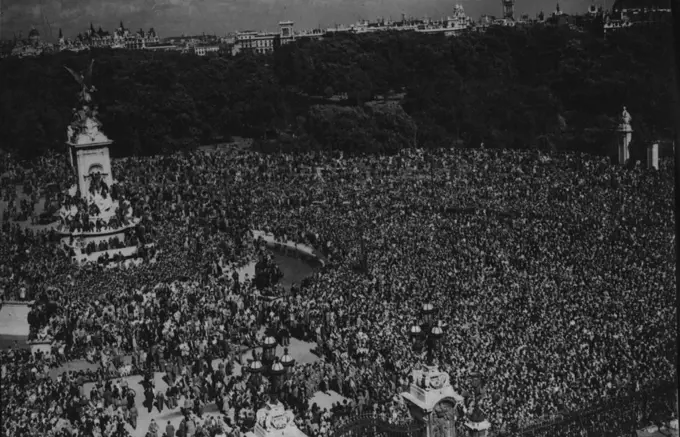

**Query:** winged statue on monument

left=65, top=59, right=105, bottom=144
left=64, top=59, right=96, bottom=105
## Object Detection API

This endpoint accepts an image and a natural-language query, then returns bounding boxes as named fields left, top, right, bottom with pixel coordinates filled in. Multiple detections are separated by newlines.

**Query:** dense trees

left=0, top=22, right=673, bottom=159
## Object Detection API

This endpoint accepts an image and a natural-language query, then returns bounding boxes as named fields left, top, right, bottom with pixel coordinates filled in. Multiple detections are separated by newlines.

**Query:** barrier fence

left=330, top=414, right=427, bottom=437
left=329, top=380, right=676, bottom=437
left=507, top=379, right=677, bottom=437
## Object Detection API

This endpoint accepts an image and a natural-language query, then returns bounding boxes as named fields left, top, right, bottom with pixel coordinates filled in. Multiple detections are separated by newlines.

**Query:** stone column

left=465, top=406, right=491, bottom=437
left=617, top=122, right=633, bottom=165
left=647, top=143, right=659, bottom=170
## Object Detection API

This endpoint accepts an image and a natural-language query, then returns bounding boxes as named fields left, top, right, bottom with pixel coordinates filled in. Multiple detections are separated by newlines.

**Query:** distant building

left=476, top=12, right=517, bottom=30
left=58, top=22, right=161, bottom=51
left=193, top=44, right=219, bottom=56
left=604, top=0, right=671, bottom=35
left=28, top=27, right=40, bottom=45
left=162, top=33, right=220, bottom=53
left=7, top=27, right=55, bottom=58
left=326, top=5, right=474, bottom=36
left=145, top=43, right=180, bottom=52
left=587, top=1, right=603, bottom=15
left=502, top=0, right=515, bottom=20
left=232, top=21, right=296, bottom=56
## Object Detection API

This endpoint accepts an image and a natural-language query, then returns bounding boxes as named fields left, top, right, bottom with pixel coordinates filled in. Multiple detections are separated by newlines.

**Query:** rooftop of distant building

left=612, top=0, right=671, bottom=10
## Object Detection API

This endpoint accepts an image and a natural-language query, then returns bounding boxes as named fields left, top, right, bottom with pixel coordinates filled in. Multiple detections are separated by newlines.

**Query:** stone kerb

left=252, top=230, right=326, bottom=267
left=74, top=244, right=151, bottom=265
left=29, top=340, right=52, bottom=356
left=0, top=300, right=35, bottom=306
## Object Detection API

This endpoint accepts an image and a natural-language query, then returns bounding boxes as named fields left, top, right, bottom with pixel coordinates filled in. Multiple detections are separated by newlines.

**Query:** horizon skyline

left=2, top=0, right=598, bottom=42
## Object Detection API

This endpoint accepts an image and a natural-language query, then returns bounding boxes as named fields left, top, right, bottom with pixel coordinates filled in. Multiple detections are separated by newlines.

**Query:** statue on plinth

left=620, top=106, right=632, bottom=127
left=617, top=106, right=633, bottom=165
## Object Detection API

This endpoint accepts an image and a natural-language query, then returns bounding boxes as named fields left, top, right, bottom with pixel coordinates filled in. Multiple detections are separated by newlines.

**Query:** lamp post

left=409, top=302, right=445, bottom=366
left=280, top=347, right=296, bottom=380
left=248, top=355, right=264, bottom=387
left=262, top=335, right=277, bottom=367
left=247, top=334, right=293, bottom=402
left=269, top=359, right=285, bottom=398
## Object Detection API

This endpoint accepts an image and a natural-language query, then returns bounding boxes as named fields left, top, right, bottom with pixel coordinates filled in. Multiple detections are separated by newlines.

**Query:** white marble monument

left=58, top=60, right=141, bottom=265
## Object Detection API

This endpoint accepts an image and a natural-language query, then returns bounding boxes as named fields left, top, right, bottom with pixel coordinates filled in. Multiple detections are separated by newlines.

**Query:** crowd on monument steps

left=0, top=147, right=676, bottom=437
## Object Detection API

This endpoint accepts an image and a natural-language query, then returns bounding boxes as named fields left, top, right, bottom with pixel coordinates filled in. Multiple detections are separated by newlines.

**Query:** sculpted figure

left=432, top=401, right=457, bottom=437
left=64, top=59, right=96, bottom=105
left=621, top=106, right=632, bottom=125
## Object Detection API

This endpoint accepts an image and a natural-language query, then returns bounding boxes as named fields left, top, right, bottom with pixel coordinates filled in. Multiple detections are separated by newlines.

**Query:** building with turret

left=232, top=21, right=297, bottom=56
left=57, top=22, right=161, bottom=51
left=502, top=0, right=515, bottom=20
left=325, top=5, right=474, bottom=36
left=604, top=0, right=671, bottom=35
left=7, top=27, right=55, bottom=58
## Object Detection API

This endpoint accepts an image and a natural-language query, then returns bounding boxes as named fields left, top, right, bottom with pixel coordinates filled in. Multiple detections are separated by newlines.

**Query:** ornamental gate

left=330, top=415, right=427, bottom=437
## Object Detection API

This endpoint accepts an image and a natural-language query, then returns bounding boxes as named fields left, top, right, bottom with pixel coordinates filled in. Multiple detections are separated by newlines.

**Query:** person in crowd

left=0, top=148, right=676, bottom=437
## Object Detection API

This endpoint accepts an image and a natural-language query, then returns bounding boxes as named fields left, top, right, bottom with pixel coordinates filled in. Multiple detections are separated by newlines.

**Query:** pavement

left=636, top=424, right=679, bottom=437
left=67, top=334, right=323, bottom=437
left=0, top=302, right=31, bottom=337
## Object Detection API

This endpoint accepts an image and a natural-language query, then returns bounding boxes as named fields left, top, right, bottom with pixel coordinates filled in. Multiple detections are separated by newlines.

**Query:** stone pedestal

left=401, top=365, right=464, bottom=437
left=617, top=123, right=633, bottom=165
left=465, top=407, right=491, bottom=437
left=249, top=401, right=307, bottom=437
left=60, top=122, right=140, bottom=265
left=67, top=118, right=114, bottom=197
left=647, top=143, right=659, bottom=170
left=57, top=221, right=142, bottom=265
left=465, top=419, right=491, bottom=437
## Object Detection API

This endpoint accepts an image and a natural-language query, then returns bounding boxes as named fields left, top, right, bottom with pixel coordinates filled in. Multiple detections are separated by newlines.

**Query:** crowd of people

left=1, top=146, right=676, bottom=437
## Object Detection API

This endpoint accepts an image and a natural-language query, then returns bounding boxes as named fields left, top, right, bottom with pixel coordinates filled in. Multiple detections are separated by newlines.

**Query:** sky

left=1, top=0, right=596, bottom=41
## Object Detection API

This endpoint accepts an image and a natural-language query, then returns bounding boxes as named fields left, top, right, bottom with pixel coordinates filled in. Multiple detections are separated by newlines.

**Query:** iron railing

left=330, top=414, right=427, bottom=437
left=507, top=380, right=677, bottom=437
left=330, top=381, right=676, bottom=437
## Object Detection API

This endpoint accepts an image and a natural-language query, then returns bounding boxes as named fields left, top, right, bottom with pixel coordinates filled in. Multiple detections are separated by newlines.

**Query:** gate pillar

left=249, top=399, right=307, bottom=437
left=464, top=407, right=491, bottom=437
left=401, top=364, right=464, bottom=437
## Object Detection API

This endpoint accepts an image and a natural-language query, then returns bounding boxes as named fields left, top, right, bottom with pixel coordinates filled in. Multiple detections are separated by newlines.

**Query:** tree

left=0, top=23, right=673, bottom=158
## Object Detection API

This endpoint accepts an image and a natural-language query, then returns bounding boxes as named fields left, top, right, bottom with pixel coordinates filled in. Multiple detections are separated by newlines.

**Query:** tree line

left=0, top=22, right=674, bottom=160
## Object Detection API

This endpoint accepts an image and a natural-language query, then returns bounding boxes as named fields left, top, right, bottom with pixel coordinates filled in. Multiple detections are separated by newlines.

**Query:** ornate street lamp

left=248, top=334, right=296, bottom=399
left=247, top=356, right=263, bottom=386
left=269, top=358, right=286, bottom=399
left=410, top=301, right=444, bottom=366
left=262, top=335, right=278, bottom=365
left=280, top=348, right=296, bottom=379
left=421, top=302, right=435, bottom=325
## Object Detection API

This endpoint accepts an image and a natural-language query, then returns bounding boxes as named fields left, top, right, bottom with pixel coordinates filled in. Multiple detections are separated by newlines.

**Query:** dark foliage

left=0, top=23, right=673, bottom=159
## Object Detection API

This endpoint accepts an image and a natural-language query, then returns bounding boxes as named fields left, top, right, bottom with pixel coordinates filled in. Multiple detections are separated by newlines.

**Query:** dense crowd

left=0, top=147, right=676, bottom=437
